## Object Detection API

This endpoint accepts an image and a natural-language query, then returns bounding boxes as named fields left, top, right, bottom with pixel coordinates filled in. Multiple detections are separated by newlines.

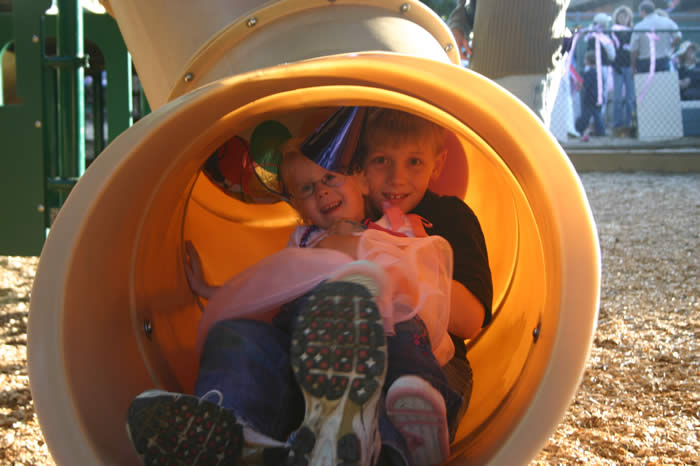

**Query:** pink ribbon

left=586, top=30, right=614, bottom=105
left=637, top=31, right=659, bottom=103
left=565, top=28, right=587, bottom=72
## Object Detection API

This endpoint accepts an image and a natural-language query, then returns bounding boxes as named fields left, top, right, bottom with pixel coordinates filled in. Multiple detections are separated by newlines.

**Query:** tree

left=420, top=0, right=456, bottom=19
left=469, top=0, right=571, bottom=125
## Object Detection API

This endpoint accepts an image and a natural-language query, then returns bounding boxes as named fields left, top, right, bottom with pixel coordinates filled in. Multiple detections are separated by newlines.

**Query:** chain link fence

left=550, top=26, right=700, bottom=147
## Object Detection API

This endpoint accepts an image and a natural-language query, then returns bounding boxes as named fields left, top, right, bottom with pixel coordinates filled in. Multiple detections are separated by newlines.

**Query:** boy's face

left=362, top=139, right=446, bottom=214
left=282, top=154, right=367, bottom=229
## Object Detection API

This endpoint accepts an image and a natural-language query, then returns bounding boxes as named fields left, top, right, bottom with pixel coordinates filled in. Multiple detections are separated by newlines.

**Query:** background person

left=630, top=0, right=682, bottom=73
left=611, top=5, right=636, bottom=137
left=447, top=0, right=476, bottom=64
left=675, top=41, right=700, bottom=100
left=576, top=50, right=607, bottom=139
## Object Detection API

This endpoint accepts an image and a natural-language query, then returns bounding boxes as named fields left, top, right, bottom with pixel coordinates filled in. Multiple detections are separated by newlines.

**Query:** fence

left=549, top=26, right=700, bottom=146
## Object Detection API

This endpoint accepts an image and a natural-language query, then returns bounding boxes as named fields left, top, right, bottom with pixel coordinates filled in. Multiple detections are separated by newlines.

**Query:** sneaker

left=327, top=260, right=387, bottom=299
left=126, top=389, right=287, bottom=465
left=288, top=280, right=387, bottom=466
left=385, top=376, right=449, bottom=466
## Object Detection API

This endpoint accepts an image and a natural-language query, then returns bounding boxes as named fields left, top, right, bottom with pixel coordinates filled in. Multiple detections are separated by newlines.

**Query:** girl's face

left=684, top=47, right=697, bottom=66
left=282, top=153, right=367, bottom=229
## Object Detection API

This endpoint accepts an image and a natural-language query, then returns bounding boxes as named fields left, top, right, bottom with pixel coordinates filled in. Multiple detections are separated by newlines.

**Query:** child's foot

left=385, top=375, right=449, bottom=466
left=126, top=389, right=287, bottom=465
left=288, top=280, right=387, bottom=466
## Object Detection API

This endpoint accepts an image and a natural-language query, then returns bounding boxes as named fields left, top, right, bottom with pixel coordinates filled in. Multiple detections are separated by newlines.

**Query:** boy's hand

left=184, top=240, right=219, bottom=299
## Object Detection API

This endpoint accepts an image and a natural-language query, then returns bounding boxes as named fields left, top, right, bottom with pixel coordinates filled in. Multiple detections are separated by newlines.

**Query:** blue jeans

left=576, top=102, right=605, bottom=136
left=613, top=66, right=635, bottom=129
left=195, top=287, right=463, bottom=464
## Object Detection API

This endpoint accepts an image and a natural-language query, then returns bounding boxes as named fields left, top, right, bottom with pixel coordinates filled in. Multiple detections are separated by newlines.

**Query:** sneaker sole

left=288, top=281, right=387, bottom=466
left=386, top=376, right=449, bottom=466
left=126, top=391, right=243, bottom=466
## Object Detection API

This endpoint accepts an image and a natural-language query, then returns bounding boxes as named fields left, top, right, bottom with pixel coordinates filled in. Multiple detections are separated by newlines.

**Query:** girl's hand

left=317, top=233, right=361, bottom=259
left=327, top=219, right=366, bottom=235
left=184, top=240, right=218, bottom=299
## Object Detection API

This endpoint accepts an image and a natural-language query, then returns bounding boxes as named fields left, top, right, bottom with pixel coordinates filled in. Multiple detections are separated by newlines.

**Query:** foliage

left=420, top=0, right=457, bottom=20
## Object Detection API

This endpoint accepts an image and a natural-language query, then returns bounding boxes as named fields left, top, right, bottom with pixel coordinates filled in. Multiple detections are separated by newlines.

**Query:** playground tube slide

left=27, top=1, right=600, bottom=465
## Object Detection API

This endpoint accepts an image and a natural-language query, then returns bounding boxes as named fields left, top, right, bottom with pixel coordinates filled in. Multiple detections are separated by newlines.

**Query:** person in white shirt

left=630, top=0, right=682, bottom=73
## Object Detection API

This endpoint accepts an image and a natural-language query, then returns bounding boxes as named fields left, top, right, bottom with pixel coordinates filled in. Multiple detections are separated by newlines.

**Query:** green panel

left=0, top=1, right=53, bottom=255
left=84, top=11, right=132, bottom=142
left=0, top=110, right=47, bottom=255
left=0, top=14, right=11, bottom=46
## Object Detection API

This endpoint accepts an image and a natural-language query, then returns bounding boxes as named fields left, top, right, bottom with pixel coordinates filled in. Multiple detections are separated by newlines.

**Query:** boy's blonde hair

left=354, top=108, right=446, bottom=169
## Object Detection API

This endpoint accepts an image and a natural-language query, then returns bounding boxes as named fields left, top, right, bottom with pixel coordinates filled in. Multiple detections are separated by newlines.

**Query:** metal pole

left=56, top=0, right=85, bottom=181
left=93, top=71, right=105, bottom=156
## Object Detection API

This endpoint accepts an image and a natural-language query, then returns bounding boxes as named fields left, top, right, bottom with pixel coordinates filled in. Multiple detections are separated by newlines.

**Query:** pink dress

left=196, top=209, right=455, bottom=365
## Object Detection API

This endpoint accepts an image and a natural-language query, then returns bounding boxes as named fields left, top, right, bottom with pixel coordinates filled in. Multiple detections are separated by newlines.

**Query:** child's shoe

left=288, top=279, right=388, bottom=466
left=126, top=389, right=287, bottom=465
left=385, top=375, right=450, bottom=466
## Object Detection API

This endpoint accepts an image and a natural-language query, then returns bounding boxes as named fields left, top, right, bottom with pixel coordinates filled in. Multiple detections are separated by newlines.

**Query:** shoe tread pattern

left=127, top=394, right=243, bottom=466
left=288, top=282, right=387, bottom=466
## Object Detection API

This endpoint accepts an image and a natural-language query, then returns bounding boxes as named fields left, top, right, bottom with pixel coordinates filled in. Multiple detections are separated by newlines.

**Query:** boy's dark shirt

left=410, top=190, right=493, bottom=359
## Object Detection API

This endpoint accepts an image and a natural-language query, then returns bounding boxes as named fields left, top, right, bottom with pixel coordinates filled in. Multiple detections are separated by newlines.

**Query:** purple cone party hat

left=232, top=107, right=369, bottom=201
left=299, top=106, right=368, bottom=174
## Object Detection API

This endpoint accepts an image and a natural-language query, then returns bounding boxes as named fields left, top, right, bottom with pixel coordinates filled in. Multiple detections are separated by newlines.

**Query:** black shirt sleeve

left=411, top=191, right=493, bottom=360
left=411, top=191, right=493, bottom=326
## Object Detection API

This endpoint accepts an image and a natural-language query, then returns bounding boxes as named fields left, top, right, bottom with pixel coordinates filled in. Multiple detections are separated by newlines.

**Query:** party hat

left=300, top=106, right=368, bottom=173
left=248, top=120, right=292, bottom=197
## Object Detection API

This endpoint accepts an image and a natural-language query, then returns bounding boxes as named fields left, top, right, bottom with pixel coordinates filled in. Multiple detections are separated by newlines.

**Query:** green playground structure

left=0, top=0, right=139, bottom=255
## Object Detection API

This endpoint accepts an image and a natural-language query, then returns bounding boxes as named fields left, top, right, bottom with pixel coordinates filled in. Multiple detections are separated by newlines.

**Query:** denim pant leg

left=622, top=67, right=636, bottom=127
left=194, top=318, right=304, bottom=441
left=592, top=106, right=606, bottom=136
left=613, top=70, right=624, bottom=128
left=575, top=102, right=593, bottom=134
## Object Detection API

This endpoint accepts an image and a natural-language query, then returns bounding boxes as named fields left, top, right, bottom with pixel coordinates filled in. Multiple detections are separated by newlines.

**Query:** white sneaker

left=288, top=280, right=387, bottom=466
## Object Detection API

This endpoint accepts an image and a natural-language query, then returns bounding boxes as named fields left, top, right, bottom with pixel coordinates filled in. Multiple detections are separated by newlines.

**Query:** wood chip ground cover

left=1, top=172, right=698, bottom=465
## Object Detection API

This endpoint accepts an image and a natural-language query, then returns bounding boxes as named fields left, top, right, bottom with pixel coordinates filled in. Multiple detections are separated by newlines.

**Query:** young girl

left=127, top=123, right=459, bottom=466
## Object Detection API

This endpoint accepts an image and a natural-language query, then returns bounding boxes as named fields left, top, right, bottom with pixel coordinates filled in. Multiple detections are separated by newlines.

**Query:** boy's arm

left=449, top=280, right=486, bottom=340
left=412, top=193, right=493, bottom=334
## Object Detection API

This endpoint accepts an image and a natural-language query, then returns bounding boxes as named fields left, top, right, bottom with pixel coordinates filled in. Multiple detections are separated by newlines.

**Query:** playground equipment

left=27, top=0, right=600, bottom=464
left=0, top=0, right=134, bottom=255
